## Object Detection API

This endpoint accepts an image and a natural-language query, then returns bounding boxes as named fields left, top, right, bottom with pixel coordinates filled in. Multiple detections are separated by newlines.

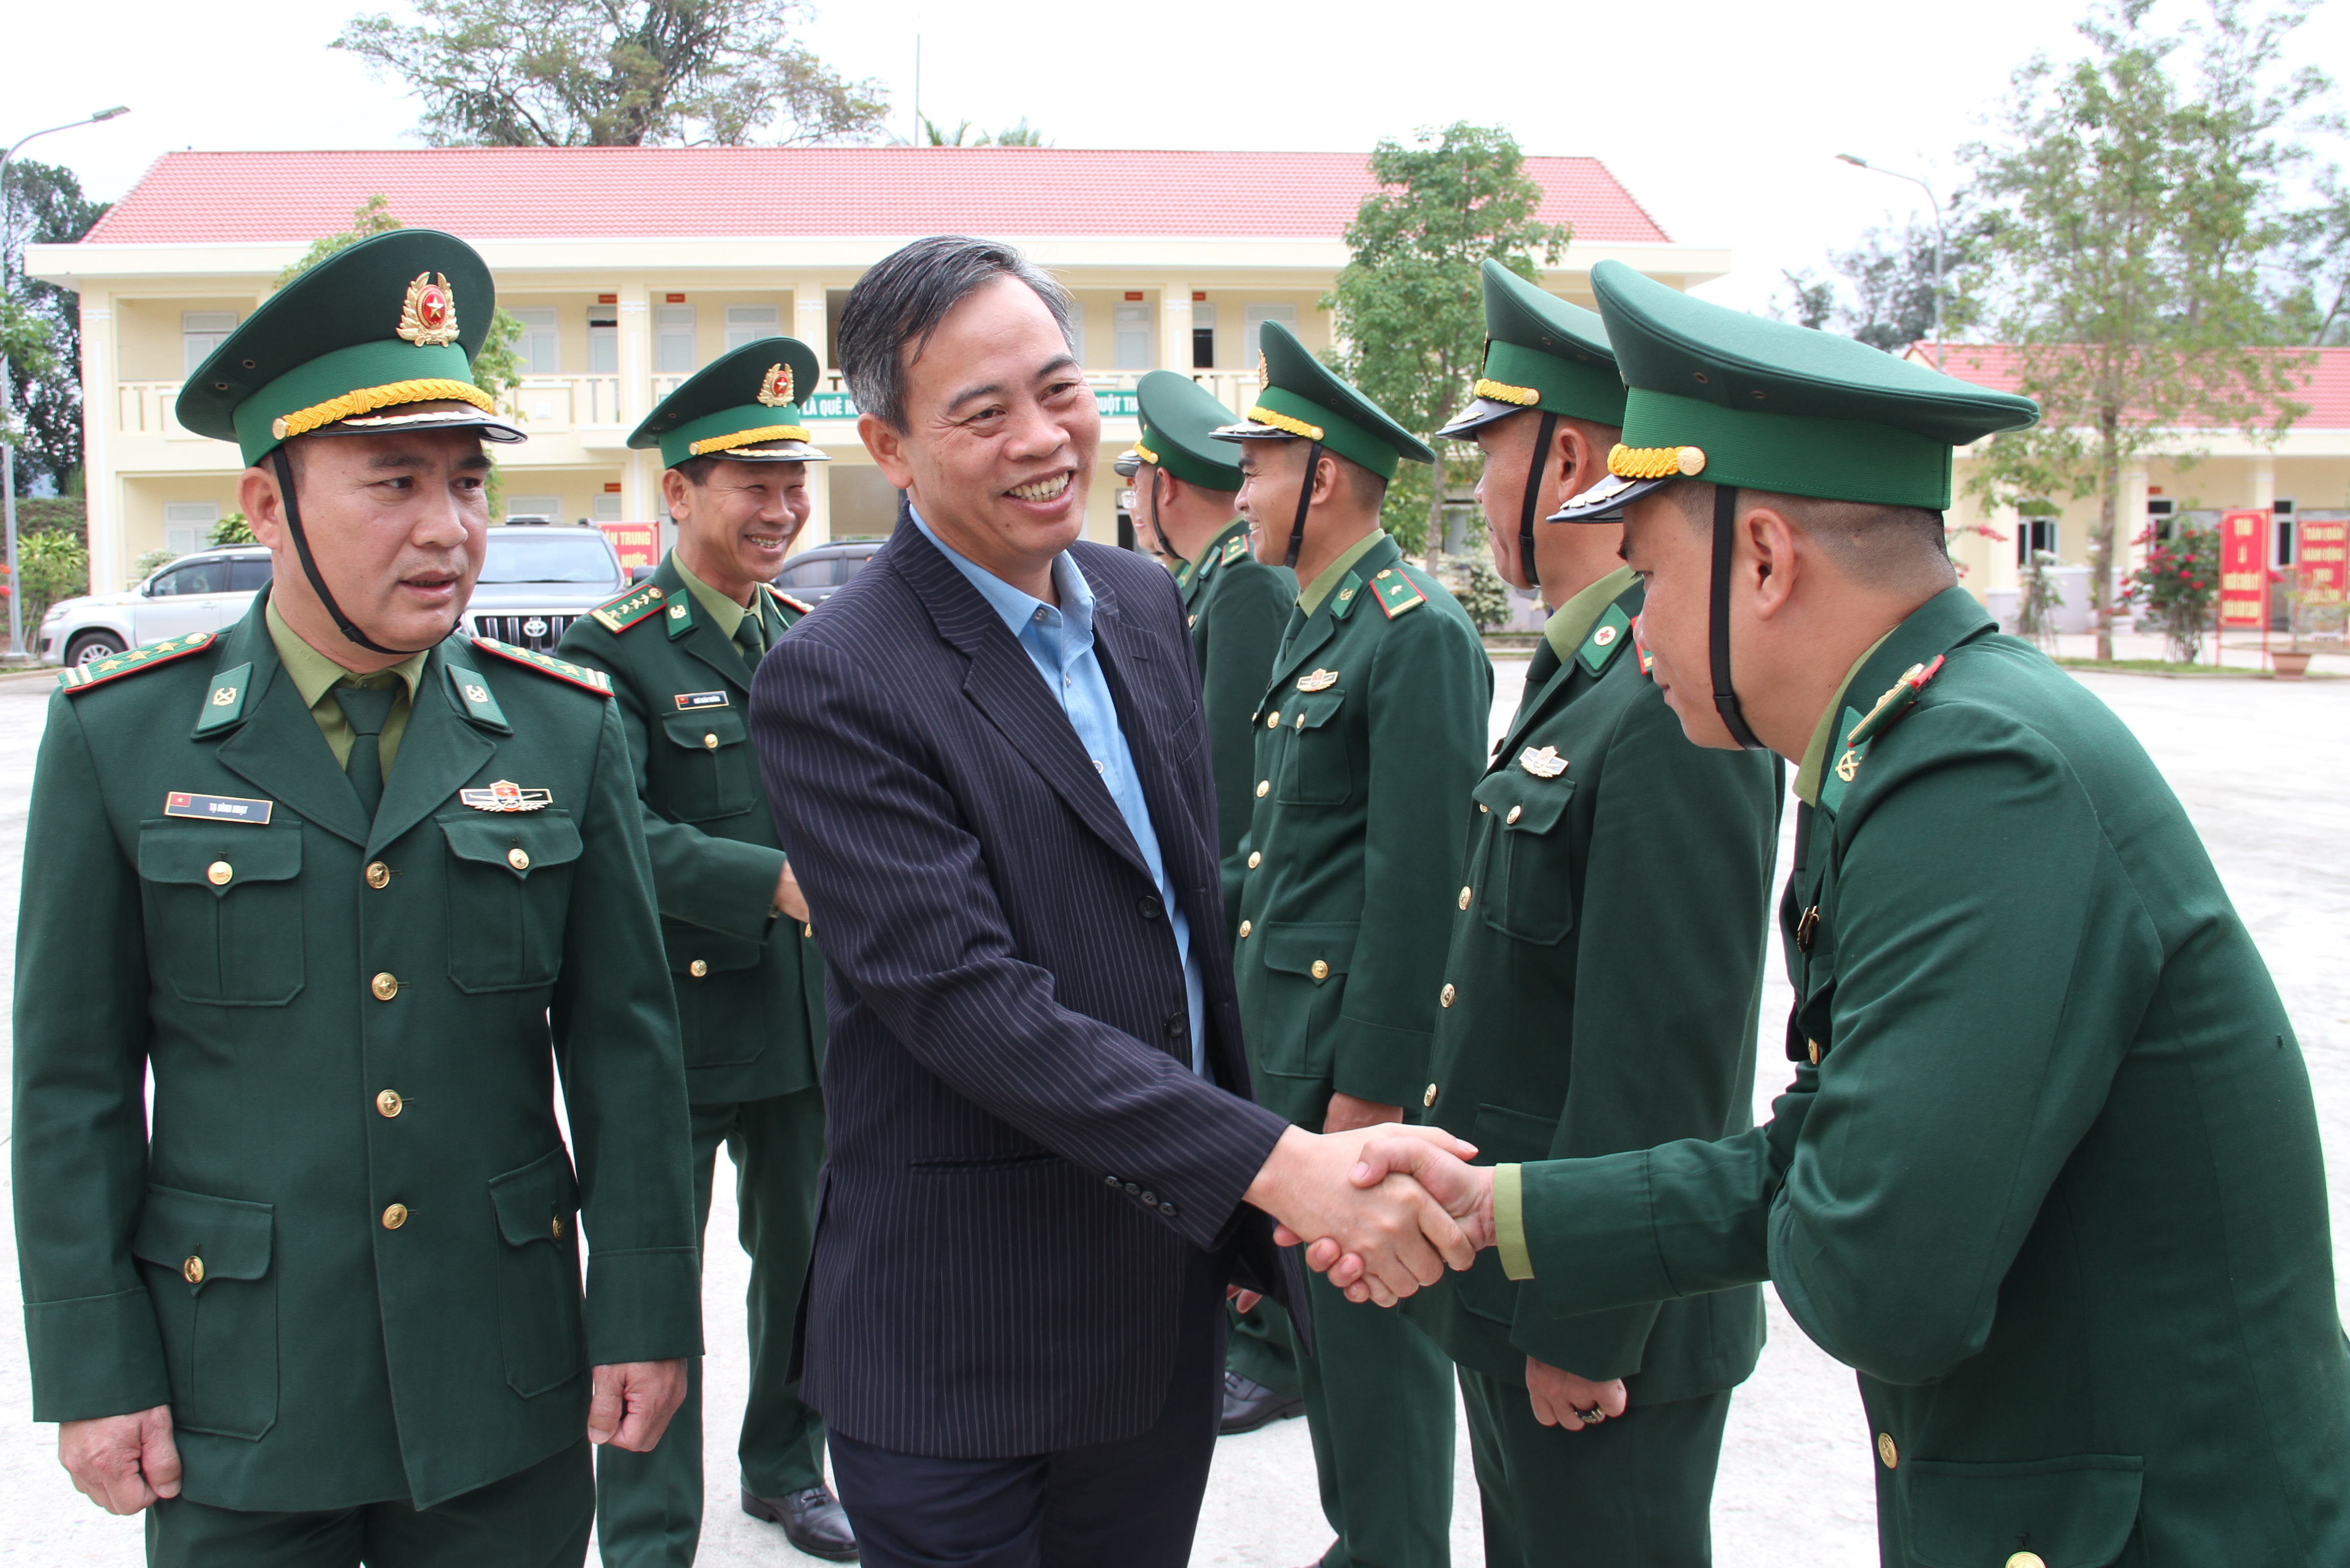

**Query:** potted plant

left=2274, top=564, right=2344, bottom=679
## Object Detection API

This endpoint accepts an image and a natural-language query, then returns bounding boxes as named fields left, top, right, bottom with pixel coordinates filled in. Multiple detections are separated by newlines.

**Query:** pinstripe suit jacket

left=750, top=511, right=1301, bottom=1458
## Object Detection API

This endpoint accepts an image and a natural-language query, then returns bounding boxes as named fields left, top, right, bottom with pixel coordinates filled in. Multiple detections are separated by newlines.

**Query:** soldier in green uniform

left=1401, top=261, right=1781, bottom=1567
left=1215, top=321, right=1492, bottom=1568
left=12, top=229, right=701, bottom=1565
left=1330, top=258, right=2350, bottom=1568
left=555, top=337, right=853, bottom=1565
left=1112, top=370, right=1306, bottom=1435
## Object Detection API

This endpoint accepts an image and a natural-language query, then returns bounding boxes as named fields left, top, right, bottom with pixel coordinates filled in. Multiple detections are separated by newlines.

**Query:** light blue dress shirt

left=909, top=507, right=1208, bottom=1075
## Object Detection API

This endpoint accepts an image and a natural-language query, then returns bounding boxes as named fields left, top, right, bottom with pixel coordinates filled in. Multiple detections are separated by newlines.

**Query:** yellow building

left=29, top=145, right=1725, bottom=593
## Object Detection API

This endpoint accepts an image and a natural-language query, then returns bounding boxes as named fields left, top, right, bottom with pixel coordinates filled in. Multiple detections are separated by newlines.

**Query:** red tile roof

left=1917, top=341, right=2350, bottom=431
left=81, top=147, right=1671, bottom=247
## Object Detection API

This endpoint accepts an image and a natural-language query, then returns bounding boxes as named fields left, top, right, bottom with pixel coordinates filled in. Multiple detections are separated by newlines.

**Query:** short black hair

left=1673, top=480, right=1954, bottom=594
left=836, top=236, right=1076, bottom=431
left=672, top=455, right=720, bottom=487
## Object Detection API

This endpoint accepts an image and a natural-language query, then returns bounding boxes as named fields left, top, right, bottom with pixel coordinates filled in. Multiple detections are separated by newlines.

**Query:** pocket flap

left=1470, top=1103, right=1559, bottom=1163
left=1262, top=921, right=1358, bottom=978
left=1907, top=1454, right=2144, bottom=1568
left=131, top=1185, right=274, bottom=1280
left=138, top=824, right=302, bottom=889
left=489, top=1148, right=581, bottom=1248
left=663, top=919, right=764, bottom=977
left=438, top=810, right=583, bottom=878
left=1472, top=770, right=1573, bottom=835
left=1288, top=689, right=1345, bottom=730
left=662, top=708, right=749, bottom=750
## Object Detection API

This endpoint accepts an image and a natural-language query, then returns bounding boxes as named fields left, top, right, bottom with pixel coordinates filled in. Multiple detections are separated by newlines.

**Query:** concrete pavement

left=3, top=656, right=2345, bottom=1565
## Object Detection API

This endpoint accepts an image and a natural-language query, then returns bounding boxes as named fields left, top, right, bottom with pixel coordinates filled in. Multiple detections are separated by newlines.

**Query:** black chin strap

left=1517, top=412, right=1559, bottom=590
left=1710, top=483, right=1766, bottom=750
left=271, top=446, right=451, bottom=658
left=1285, top=441, right=1322, bottom=571
left=1143, top=469, right=1185, bottom=568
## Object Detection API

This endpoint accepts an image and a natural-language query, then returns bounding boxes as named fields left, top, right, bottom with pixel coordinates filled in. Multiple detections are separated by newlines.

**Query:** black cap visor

left=1434, top=396, right=1536, bottom=441
left=1547, top=470, right=1661, bottom=524
left=311, top=404, right=528, bottom=447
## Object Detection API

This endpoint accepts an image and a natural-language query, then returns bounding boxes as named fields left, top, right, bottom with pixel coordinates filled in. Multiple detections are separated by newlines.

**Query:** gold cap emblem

left=758, top=362, right=795, bottom=407
left=1519, top=746, right=1568, bottom=778
left=395, top=272, right=460, bottom=347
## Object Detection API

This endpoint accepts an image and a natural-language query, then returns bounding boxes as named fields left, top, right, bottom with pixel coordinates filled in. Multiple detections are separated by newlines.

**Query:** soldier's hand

left=589, top=1359, right=689, bottom=1453
left=59, top=1405, right=181, bottom=1513
left=1300, top=1135, right=1499, bottom=1302
left=1252, top=1124, right=1481, bottom=1306
left=773, top=860, right=811, bottom=925
left=1524, top=1357, right=1628, bottom=1431
left=1321, top=1092, right=1404, bottom=1135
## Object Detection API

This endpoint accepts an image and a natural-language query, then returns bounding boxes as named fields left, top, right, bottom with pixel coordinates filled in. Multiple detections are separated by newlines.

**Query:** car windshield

left=478, top=531, right=617, bottom=584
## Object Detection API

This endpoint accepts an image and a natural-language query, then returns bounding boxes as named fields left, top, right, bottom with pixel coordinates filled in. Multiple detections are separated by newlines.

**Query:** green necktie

left=733, top=604, right=768, bottom=670
left=335, top=681, right=399, bottom=819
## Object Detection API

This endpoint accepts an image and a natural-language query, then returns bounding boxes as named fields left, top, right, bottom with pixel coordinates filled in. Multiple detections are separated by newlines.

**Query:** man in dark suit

left=749, top=236, right=1474, bottom=1568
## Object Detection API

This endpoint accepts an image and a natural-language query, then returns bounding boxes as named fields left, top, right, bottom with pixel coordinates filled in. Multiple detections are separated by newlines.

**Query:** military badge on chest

left=460, top=779, right=553, bottom=812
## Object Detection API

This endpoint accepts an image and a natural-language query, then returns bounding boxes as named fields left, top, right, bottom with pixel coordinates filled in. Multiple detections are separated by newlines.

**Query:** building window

left=510, top=308, right=559, bottom=375
left=182, top=313, right=238, bottom=378
left=587, top=308, right=618, bottom=375
left=655, top=304, right=697, bottom=374
left=593, top=491, right=623, bottom=522
left=1243, top=303, right=1298, bottom=374
left=2016, top=513, right=2059, bottom=565
left=1192, top=301, right=1217, bottom=369
left=504, top=495, right=562, bottom=524
left=1113, top=302, right=1153, bottom=370
left=726, top=304, right=780, bottom=351
left=163, top=501, right=219, bottom=557
left=2146, top=496, right=2175, bottom=540
left=2275, top=497, right=2296, bottom=567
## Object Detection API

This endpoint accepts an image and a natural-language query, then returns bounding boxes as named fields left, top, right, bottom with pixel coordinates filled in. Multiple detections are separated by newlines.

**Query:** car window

left=777, top=555, right=838, bottom=589
left=151, top=559, right=230, bottom=596
left=227, top=558, right=274, bottom=592
left=478, top=531, right=620, bottom=584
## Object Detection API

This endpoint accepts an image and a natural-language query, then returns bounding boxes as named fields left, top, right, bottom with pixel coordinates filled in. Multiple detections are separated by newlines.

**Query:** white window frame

left=1112, top=302, right=1154, bottom=371
left=163, top=501, right=220, bottom=557
left=586, top=307, right=619, bottom=375
left=510, top=308, right=559, bottom=375
left=655, top=304, right=698, bottom=375
left=1192, top=300, right=1218, bottom=369
left=725, top=303, right=781, bottom=352
left=503, top=495, right=563, bottom=524
left=592, top=491, right=624, bottom=522
left=1242, top=303, right=1299, bottom=374
left=182, top=312, right=238, bottom=378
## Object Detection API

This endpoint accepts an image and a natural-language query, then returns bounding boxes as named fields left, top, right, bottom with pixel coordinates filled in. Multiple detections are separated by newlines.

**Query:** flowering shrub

left=2121, top=522, right=2219, bottom=664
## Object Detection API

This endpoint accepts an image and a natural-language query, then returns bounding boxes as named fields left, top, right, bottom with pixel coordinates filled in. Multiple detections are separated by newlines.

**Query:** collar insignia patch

left=1223, top=535, right=1249, bottom=565
left=460, top=779, right=553, bottom=813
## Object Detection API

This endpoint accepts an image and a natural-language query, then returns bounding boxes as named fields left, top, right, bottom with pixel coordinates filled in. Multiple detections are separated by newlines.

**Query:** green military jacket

left=1508, top=588, right=2350, bottom=1566
left=1178, top=518, right=1295, bottom=892
left=556, top=554, right=825, bottom=1105
left=1406, top=571, right=1779, bottom=1405
left=11, top=598, right=701, bottom=1513
left=1229, top=532, right=1491, bottom=1125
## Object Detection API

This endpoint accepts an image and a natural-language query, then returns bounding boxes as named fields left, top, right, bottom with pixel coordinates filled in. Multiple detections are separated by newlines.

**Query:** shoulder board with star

left=1845, top=655, right=1945, bottom=749
left=590, top=582, right=667, bottom=634
left=1371, top=567, right=1427, bottom=620
left=765, top=584, right=815, bottom=617
left=59, top=631, right=217, bottom=695
left=1221, top=534, right=1250, bottom=565
left=472, top=637, right=614, bottom=696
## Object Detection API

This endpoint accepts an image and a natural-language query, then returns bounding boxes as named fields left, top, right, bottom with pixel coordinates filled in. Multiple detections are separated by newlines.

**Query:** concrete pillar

left=80, top=291, right=124, bottom=594
left=2249, top=457, right=2276, bottom=510
left=1160, top=283, right=1191, bottom=378
left=795, top=283, right=830, bottom=380
left=616, top=283, right=654, bottom=519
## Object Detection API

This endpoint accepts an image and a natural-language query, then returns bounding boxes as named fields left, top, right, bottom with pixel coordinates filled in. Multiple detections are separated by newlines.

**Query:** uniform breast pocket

left=659, top=708, right=756, bottom=822
left=438, top=811, right=584, bottom=993
left=1275, top=688, right=1351, bottom=806
left=1470, top=772, right=1576, bottom=946
left=663, top=918, right=767, bottom=1068
left=487, top=1149, right=586, bottom=1399
left=130, top=1185, right=277, bottom=1440
left=137, top=823, right=305, bottom=1006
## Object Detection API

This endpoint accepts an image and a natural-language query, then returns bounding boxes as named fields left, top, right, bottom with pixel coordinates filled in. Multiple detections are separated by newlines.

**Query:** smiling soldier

left=11, top=230, right=699, bottom=1566
left=556, top=337, right=854, bottom=1564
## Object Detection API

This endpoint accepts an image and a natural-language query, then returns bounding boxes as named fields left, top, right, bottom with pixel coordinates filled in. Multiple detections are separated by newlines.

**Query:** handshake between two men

left=1239, top=1123, right=1497, bottom=1309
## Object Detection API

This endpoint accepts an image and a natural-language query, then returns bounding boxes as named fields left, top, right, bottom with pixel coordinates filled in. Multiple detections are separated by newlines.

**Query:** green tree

left=14, top=527, right=89, bottom=627
left=1444, top=552, right=1512, bottom=633
left=1323, top=122, right=1570, bottom=557
left=336, top=0, right=890, bottom=147
left=1963, top=0, right=2322, bottom=658
left=919, top=115, right=1047, bottom=147
left=208, top=512, right=257, bottom=546
left=5, top=158, right=110, bottom=494
left=273, top=194, right=402, bottom=289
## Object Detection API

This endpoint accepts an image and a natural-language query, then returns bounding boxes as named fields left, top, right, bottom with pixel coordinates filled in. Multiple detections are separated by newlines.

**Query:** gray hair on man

left=836, top=235, right=1078, bottom=431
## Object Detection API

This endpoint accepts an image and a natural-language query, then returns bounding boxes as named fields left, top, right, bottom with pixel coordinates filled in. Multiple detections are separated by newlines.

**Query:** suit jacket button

left=1159, top=1202, right=1178, bottom=1217
left=1106, top=1175, right=1123, bottom=1188
left=1124, top=1181, right=1140, bottom=1194
left=182, top=1255, right=205, bottom=1285
left=1440, top=982, right=1456, bottom=1007
left=1137, top=894, right=1163, bottom=920
left=689, top=959, right=709, bottom=977
left=1458, top=886, right=1472, bottom=910
left=376, top=1088, right=404, bottom=1118
left=1876, top=1432, right=1898, bottom=1469
left=370, top=972, right=399, bottom=1001
left=365, top=860, right=391, bottom=889
left=1140, top=1191, right=1157, bottom=1206
left=382, top=1203, right=409, bottom=1230
left=1424, top=1083, right=1438, bottom=1108
left=1266, top=711, right=1281, bottom=728
left=1238, top=920, right=1252, bottom=938
left=1164, top=1012, right=1187, bottom=1041
left=1256, top=780, right=1270, bottom=798
left=1247, top=852, right=1261, bottom=869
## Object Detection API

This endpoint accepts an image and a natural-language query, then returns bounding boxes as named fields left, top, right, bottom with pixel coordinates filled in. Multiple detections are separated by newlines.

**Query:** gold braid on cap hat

left=1474, top=378, right=1540, bottom=406
left=1609, top=443, right=1708, bottom=480
left=690, top=423, right=813, bottom=456
left=1131, top=440, right=1160, bottom=464
left=1243, top=405, right=1325, bottom=441
left=270, top=379, right=498, bottom=441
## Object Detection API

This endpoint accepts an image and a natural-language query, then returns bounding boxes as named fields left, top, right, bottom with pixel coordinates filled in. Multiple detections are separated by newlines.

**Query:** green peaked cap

left=1210, top=318, right=1432, bottom=480
left=1121, top=370, right=1243, bottom=490
left=179, top=229, right=525, bottom=468
left=1437, top=259, right=1626, bottom=439
left=1552, top=259, right=2039, bottom=520
left=630, top=336, right=829, bottom=468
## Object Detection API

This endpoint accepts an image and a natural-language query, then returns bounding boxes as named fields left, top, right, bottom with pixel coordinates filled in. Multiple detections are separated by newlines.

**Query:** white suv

left=39, top=545, right=274, bottom=668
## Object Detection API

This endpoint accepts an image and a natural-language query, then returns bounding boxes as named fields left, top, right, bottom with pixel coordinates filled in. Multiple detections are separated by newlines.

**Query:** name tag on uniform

left=164, top=790, right=275, bottom=825
left=674, top=690, right=730, bottom=710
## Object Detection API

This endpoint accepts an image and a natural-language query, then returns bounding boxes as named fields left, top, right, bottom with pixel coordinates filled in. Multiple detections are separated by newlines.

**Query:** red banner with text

left=598, top=521, right=660, bottom=574
left=2218, top=510, right=2270, bottom=629
left=2298, top=516, right=2348, bottom=609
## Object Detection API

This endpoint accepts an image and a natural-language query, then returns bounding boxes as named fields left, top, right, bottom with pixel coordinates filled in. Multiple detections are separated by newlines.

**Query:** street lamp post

left=1836, top=153, right=1946, bottom=372
left=3, top=104, right=127, bottom=662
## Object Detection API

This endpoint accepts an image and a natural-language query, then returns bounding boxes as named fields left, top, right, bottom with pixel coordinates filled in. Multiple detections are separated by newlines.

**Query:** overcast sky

left=12, top=0, right=2348, bottom=315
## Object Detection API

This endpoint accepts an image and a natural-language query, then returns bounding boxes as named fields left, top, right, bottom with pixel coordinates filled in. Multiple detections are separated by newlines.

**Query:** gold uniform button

left=1238, top=920, right=1253, bottom=939
left=1267, top=710, right=1281, bottom=728
left=365, top=860, right=391, bottom=889
left=1247, top=852, right=1262, bottom=869
left=550, top=1215, right=566, bottom=1240
left=1506, top=805, right=1524, bottom=825
left=1807, top=1039, right=1823, bottom=1066
left=2006, top=1556, right=2046, bottom=1568
left=1310, top=959, right=1329, bottom=980
left=1423, top=1083, right=1438, bottom=1109
left=689, top=959, right=709, bottom=978
left=506, top=846, right=530, bottom=872
left=206, top=860, right=233, bottom=886
left=376, top=1088, right=404, bottom=1118
left=370, top=972, right=399, bottom=1002
left=1877, top=1432, right=1898, bottom=1469
left=381, top=1203, right=409, bottom=1231
left=1458, top=886, right=1472, bottom=911
left=1256, top=780, right=1270, bottom=798
left=703, top=732, right=719, bottom=750
left=182, top=1256, right=205, bottom=1285
left=1440, top=982, right=1456, bottom=1007
left=1479, top=802, right=1489, bottom=813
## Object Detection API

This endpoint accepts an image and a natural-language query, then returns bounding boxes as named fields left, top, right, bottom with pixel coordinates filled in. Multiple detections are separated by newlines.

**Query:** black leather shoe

left=1219, top=1369, right=1305, bottom=1434
left=743, top=1485, right=859, bottom=1561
